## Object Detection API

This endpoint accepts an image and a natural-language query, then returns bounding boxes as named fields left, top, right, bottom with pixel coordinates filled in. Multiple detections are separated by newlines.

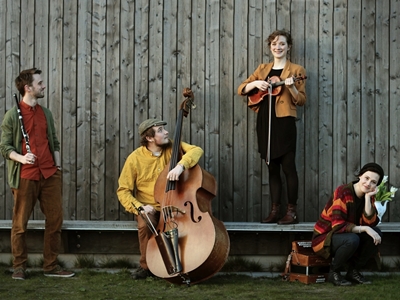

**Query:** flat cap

left=138, top=118, right=167, bottom=135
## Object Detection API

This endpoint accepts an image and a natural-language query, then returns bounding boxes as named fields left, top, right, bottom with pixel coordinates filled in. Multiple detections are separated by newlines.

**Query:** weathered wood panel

left=318, top=0, right=334, bottom=217
left=91, top=0, right=107, bottom=220
left=119, top=0, right=135, bottom=221
left=219, top=0, right=234, bottom=221
left=291, top=0, right=306, bottom=221
left=62, top=1, right=78, bottom=221
left=104, top=0, right=121, bottom=221
left=388, top=0, right=400, bottom=222
left=76, top=0, right=92, bottom=220
left=205, top=0, right=221, bottom=216
left=33, top=0, right=50, bottom=220
left=0, top=0, right=7, bottom=220
left=190, top=0, right=207, bottom=206
left=232, top=0, right=249, bottom=222
left=0, top=0, right=400, bottom=224
left=303, top=0, right=320, bottom=221
left=346, top=1, right=363, bottom=196
left=332, top=0, right=347, bottom=195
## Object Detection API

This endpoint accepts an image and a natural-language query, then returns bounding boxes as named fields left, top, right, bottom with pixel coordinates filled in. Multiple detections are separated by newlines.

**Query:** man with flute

left=0, top=68, right=74, bottom=280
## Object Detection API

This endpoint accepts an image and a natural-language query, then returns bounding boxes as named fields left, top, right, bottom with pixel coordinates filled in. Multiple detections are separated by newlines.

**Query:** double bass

left=146, top=88, right=230, bottom=285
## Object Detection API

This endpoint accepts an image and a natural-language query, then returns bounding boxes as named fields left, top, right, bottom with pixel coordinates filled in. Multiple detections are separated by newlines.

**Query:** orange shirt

left=20, top=101, right=57, bottom=180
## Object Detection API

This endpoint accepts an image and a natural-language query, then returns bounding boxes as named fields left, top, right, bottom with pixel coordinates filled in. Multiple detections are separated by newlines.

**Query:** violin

left=247, top=75, right=307, bottom=112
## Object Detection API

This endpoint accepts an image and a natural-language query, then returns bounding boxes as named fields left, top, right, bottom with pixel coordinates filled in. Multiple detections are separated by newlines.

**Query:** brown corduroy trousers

left=11, top=170, right=63, bottom=272
left=136, top=211, right=160, bottom=270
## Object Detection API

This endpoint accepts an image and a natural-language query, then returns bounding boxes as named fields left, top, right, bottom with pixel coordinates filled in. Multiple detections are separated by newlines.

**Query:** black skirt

left=256, top=69, right=297, bottom=161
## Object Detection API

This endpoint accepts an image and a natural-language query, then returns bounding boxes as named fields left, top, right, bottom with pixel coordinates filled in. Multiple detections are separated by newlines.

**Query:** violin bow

left=266, top=83, right=272, bottom=165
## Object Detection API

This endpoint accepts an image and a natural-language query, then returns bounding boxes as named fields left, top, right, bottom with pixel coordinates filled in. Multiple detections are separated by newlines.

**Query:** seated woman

left=312, top=163, right=383, bottom=286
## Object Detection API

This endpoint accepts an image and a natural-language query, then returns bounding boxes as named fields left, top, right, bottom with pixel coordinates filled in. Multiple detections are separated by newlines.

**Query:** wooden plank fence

left=0, top=0, right=400, bottom=223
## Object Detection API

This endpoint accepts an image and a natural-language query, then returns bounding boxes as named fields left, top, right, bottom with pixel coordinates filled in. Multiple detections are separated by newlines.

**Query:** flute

left=13, top=93, right=31, bottom=153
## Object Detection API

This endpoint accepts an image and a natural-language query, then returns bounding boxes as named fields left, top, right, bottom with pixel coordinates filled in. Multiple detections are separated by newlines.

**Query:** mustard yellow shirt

left=116, top=140, right=203, bottom=215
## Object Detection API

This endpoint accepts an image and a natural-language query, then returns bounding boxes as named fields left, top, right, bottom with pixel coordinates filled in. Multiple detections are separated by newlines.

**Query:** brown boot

left=261, top=203, right=281, bottom=223
left=277, top=204, right=299, bottom=225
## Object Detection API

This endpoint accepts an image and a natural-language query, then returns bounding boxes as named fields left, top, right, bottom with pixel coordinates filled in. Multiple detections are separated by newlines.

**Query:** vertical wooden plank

left=318, top=0, right=334, bottom=210
left=7, top=0, right=21, bottom=97
left=91, top=0, right=107, bottom=220
left=290, top=0, right=306, bottom=221
left=105, top=0, right=121, bottom=221
left=32, top=0, right=50, bottom=220
left=276, top=0, right=290, bottom=31
left=148, top=0, right=163, bottom=123
left=188, top=0, right=207, bottom=211
left=3, top=0, right=21, bottom=220
left=303, top=0, right=320, bottom=220
left=135, top=0, right=151, bottom=129
left=374, top=0, right=390, bottom=202
left=219, top=0, right=234, bottom=220
left=346, top=1, right=362, bottom=183
left=246, top=0, right=263, bottom=221
left=360, top=0, right=376, bottom=164
left=48, top=0, right=64, bottom=219
left=62, top=0, right=78, bottom=220
left=332, top=1, right=347, bottom=188
left=388, top=0, right=400, bottom=221
left=176, top=0, right=192, bottom=144
left=48, top=1, right=63, bottom=143
left=262, top=0, right=277, bottom=47
left=162, top=0, right=178, bottom=133
left=260, top=0, right=277, bottom=220
left=0, top=0, right=7, bottom=219
left=118, top=0, right=135, bottom=221
left=19, top=0, right=34, bottom=69
left=205, top=0, right=220, bottom=210
left=34, top=0, right=50, bottom=104
left=190, top=0, right=206, bottom=168
left=76, top=0, right=92, bottom=220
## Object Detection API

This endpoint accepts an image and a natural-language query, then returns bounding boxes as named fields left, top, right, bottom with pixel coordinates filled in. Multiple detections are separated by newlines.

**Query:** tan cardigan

left=237, top=61, right=306, bottom=117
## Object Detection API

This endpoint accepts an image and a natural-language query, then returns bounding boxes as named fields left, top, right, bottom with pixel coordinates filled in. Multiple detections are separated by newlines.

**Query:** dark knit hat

left=357, top=162, right=385, bottom=185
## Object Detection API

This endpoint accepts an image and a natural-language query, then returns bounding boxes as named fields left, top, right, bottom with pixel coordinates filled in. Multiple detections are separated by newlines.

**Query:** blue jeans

left=330, top=227, right=382, bottom=272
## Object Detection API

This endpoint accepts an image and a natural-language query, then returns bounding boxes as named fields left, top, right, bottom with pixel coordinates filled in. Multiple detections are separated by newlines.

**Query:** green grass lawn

left=1, top=267, right=399, bottom=300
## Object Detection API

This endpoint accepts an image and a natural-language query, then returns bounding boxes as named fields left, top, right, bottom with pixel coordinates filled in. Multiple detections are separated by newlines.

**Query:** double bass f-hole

left=184, top=201, right=202, bottom=223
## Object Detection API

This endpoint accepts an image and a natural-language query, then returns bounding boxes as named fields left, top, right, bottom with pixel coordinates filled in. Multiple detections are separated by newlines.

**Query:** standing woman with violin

left=237, top=30, right=307, bottom=225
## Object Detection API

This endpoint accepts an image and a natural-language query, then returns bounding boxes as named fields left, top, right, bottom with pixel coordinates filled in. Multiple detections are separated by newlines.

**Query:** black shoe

left=132, top=267, right=151, bottom=279
left=328, top=271, right=352, bottom=286
left=345, top=269, right=372, bottom=284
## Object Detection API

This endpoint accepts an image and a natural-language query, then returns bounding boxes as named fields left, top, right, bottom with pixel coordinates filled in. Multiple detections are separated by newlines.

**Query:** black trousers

left=330, top=227, right=382, bottom=272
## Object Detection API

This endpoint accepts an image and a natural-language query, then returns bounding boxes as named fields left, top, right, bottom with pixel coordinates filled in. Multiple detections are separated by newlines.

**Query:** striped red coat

left=311, top=181, right=379, bottom=259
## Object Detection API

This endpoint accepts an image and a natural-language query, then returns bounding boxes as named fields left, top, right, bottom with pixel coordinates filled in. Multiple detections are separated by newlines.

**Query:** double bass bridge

left=162, top=205, right=186, bottom=230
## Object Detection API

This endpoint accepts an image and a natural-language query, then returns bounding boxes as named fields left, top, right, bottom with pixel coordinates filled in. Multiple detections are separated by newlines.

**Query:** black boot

left=261, top=203, right=280, bottom=223
left=328, top=270, right=352, bottom=286
left=345, top=269, right=371, bottom=284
